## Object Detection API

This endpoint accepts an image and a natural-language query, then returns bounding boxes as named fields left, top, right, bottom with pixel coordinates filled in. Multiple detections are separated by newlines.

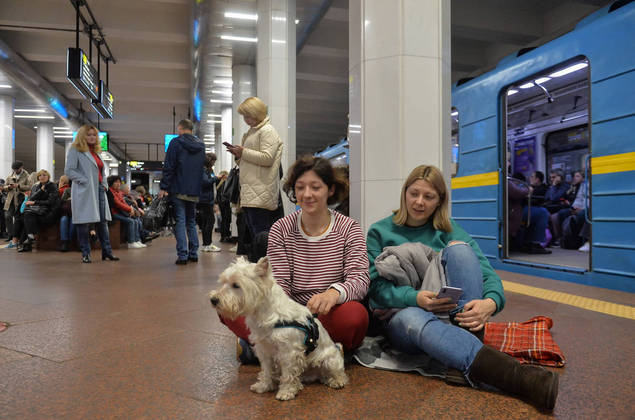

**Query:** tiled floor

left=0, top=234, right=633, bottom=419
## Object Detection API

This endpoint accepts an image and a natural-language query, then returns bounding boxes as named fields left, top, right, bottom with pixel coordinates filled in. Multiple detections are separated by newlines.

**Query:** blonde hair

left=59, top=174, right=70, bottom=186
left=393, top=165, right=452, bottom=232
left=237, top=97, right=267, bottom=122
left=72, top=124, right=101, bottom=153
left=36, top=169, right=51, bottom=181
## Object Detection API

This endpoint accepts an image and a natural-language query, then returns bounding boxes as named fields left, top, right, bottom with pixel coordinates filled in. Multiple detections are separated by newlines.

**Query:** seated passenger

left=366, top=165, right=558, bottom=411
left=58, top=175, right=74, bottom=252
left=508, top=174, right=551, bottom=254
left=529, top=170, right=547, bottom=205
left=106, top=176, right=145, bottom=249
left=20, top=170, right=61, bottom=252
left=543, top=169, right=570, bottom=213
left=219, top=156, right=370, bottom=359
left=120, top=183, right=155, bottom=244
left=551, top=171, right=587, bottom=245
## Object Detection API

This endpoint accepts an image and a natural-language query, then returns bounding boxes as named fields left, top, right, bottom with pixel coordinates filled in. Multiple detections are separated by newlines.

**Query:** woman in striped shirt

left=221, top=156, right=370, bottom=355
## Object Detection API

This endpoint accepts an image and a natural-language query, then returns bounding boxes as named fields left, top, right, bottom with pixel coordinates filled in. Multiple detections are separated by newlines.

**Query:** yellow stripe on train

left=451, top=171, right=499, bottom=189
left=591, top=151, right=635, bottom=175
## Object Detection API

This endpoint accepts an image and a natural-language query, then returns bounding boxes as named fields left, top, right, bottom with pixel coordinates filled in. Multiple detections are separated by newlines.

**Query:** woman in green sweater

left=366, top=165, right=559, bottom=411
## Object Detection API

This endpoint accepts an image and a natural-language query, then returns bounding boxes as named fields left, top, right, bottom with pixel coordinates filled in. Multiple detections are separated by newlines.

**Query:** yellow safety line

left=591, top=151, right=635, bottom=175
left=502, top=280, right=635, bottom=320
left=451, top=171, right=499, bottom=189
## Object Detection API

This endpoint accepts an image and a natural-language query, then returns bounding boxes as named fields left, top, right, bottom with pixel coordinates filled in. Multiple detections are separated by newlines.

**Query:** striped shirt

left=267, top=209, right=370, bottom=305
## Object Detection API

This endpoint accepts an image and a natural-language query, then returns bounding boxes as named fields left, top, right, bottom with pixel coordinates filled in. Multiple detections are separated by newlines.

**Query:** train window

left=503, top=57, right=590, bottom=271
left=451, top=107, right=459, bottom=177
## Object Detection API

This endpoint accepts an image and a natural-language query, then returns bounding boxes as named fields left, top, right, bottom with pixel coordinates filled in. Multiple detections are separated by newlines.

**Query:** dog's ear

left=255, top=256, right=271, bottom=278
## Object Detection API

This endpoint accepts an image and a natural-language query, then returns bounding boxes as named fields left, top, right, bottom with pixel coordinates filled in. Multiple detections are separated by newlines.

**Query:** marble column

left=220, top=106, right=233, bottom=173
left=348, top=0, right=451, bottom=230
left=0, top=95, right=15, bottom=178
left=36, top=122, right=54, bottom=175
left=232, top=64, right=256, bottom=146
left=256, top=0, right=296, bottom=173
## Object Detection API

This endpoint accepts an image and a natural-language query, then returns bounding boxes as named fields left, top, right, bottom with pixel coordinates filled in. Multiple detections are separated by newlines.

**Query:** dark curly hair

left=283, top=156, right=348, bottom=205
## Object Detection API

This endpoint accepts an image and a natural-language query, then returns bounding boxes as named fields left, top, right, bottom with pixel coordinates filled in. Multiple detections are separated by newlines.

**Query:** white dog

left=209, top=256, right=348, bottom=400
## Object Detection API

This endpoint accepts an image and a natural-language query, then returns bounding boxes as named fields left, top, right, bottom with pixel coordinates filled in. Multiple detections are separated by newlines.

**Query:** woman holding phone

left=224, top=97, right=283, bottom=238
left=366, top=165, right=559, bottom=411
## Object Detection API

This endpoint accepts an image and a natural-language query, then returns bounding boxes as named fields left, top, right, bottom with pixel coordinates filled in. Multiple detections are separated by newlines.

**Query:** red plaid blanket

left=484, top=316, right=566, bottom=367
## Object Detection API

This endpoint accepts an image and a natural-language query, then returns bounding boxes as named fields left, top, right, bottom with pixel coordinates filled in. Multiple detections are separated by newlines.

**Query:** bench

left=36, top=220, right=123, bottom=251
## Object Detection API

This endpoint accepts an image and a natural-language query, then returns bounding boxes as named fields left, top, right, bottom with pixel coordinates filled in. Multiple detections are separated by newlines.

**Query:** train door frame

left=500, top=56, right=592, bottom=272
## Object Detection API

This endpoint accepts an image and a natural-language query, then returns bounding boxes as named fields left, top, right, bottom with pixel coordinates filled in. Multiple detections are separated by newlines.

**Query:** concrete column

left=220, top=106, right=233, bottom=172
left=232, top=64, right=256, bottom=147
left=0, top=95, right=15, bottom=178
left=256, top=0, right=296, bottom=172
left=64, top=139, right=73, bottom=162
left=36, top=122, right=54, bottom=175
left=348, top=0, right=451, bottom=230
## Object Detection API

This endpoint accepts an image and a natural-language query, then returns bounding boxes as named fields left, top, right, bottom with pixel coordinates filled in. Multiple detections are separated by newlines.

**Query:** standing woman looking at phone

left=65, top=124, right=118, bottom=263
left=366, top=165, right=559, bottom=410
left=224, top=97, right=283, bottom=239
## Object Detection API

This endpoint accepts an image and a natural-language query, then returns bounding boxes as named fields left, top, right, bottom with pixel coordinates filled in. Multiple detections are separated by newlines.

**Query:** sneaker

left=135, top=241, right=147, bottom=248
left=578, top=241, right=590, bottom=252
left=236, top=338, right=258, bottom=365
left=209, top=244, right=221, bottom=252
left=128, top=242, right=143, bottom=249
left=201, top=245, right=211, bottom=252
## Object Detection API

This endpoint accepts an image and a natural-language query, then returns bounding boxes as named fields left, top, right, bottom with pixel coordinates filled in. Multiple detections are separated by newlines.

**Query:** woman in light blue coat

left=64, top=124, right=119, bottom=263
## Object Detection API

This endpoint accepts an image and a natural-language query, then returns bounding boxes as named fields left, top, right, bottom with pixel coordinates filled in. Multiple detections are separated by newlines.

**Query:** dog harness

left=274, top=315, right=320, bottom=355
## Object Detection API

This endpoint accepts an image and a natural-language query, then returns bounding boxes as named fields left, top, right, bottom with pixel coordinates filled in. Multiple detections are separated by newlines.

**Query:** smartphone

left=222, top=141, right=233, bottom=148
left=436, top=286, right=463, bottom=303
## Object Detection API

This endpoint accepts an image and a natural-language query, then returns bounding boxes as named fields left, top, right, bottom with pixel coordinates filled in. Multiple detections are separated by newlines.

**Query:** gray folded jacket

left=374, top=242, right=446, bottom=293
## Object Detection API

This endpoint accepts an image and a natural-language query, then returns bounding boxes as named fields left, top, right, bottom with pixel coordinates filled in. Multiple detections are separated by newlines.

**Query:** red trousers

left=220, top=301, right=369, bottom=351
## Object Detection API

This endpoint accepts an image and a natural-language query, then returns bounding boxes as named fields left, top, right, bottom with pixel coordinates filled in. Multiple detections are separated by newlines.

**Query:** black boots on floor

left=469, top=345, right=559, bottom=411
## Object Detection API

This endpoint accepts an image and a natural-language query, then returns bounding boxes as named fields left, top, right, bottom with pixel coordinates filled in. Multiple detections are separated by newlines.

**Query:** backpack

left=561, top=214, right=584, bottom=249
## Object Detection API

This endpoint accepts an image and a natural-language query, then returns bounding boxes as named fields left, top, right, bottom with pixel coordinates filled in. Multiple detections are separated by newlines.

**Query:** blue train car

left=314, top=138, right=350, bottom=166
left=450, top=1, right=635, bottom=292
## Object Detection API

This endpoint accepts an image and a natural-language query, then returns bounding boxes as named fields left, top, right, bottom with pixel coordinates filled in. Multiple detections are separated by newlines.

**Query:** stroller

left=142, top=196, right=175, bottom=235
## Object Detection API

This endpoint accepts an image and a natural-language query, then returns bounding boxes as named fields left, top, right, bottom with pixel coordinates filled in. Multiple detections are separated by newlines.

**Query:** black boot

left=469, top=345, right=559, bottom=411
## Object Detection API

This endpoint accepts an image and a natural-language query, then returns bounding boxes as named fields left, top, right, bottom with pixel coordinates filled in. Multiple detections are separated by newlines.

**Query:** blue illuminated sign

left=48, top=97, right=69, bottom=119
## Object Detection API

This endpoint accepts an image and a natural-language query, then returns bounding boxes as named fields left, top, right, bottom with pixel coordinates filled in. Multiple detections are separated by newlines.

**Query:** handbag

left=222, top=166, right=240, bottom=205
left=24, top=205, right=48, bottom=216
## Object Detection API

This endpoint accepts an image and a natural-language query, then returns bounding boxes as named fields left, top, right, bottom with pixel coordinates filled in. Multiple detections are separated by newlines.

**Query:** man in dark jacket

left=159, top=119, right=206, bottom=264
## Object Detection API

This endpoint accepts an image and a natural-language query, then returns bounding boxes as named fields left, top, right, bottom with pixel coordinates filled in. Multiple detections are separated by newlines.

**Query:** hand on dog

left=416, top=290, right=457, bottom=313
left=307, top=288, right=340, bottom=315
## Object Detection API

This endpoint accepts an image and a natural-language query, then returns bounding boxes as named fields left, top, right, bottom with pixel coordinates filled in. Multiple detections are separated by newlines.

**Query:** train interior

left=503, top=57, right=591, bottom=270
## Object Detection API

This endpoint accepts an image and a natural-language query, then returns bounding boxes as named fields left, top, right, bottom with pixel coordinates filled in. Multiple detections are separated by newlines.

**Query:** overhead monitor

left=92, top=80, right=114, bottom=119
left=165, top=134, right=178, bottom=152
left=67, top=48, right=99, bottom=100
left=72, top=131, right=109, bottom=151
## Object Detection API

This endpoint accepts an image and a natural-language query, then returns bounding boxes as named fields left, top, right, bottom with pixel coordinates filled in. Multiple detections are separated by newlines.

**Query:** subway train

left=321, top=1, right=634, bottom=292
left=451, top=0, right=634, bottom=292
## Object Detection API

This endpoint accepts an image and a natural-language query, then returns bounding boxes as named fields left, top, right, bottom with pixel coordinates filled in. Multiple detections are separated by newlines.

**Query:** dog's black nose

left=210, top=297, right=219, bottom=306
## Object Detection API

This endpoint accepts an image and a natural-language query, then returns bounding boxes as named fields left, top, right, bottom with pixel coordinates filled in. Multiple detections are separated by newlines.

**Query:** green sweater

left=366, top=215, right=505, bottom=314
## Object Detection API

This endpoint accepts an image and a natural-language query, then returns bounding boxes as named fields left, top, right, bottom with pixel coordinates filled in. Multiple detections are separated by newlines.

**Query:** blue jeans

left=522, top=206, right=549, bottom=243
left=112, top=213, right=140, bottom=243
left=385, top=243, right=484, bottom=375
left=59, top=215, right=75, bottom=242
left=77, top=189, right=112, bottom=257
left=172, top=197, right=198, bottom=260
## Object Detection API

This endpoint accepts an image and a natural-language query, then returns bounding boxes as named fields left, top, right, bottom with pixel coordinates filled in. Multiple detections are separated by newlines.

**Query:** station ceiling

left=0, top=0, right=611, bottom=168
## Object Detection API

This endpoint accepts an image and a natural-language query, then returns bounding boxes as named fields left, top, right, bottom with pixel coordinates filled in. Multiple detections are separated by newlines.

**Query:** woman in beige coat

left=225, top=96, right=283, bottom=238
